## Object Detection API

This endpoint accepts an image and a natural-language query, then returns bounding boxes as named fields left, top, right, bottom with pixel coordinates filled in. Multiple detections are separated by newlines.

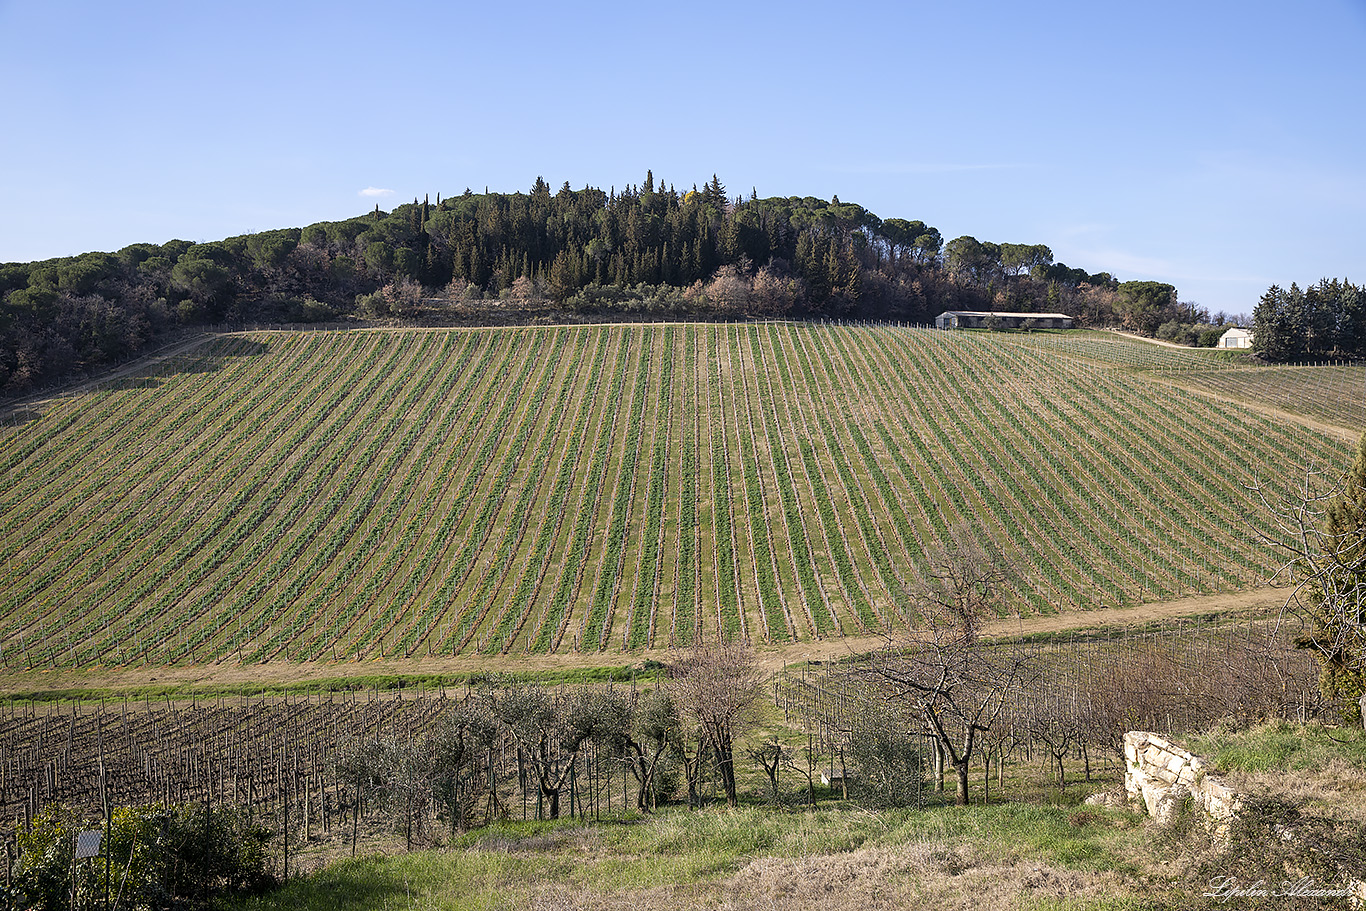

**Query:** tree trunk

left=719, top=747, right=738, bottom=807
left=545, top=786, right=560, bottom=820
left=712, top=732, right=738, bottom=807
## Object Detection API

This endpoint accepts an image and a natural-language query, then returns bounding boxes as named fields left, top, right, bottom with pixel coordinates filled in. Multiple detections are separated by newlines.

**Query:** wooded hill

left=0, top=173, right=1188, bottom=396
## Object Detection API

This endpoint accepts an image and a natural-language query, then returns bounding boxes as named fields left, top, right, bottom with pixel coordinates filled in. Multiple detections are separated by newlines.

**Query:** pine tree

left=1253, top=284, right=1297, bottom=361
left=703, top=174, right=727, bottom=211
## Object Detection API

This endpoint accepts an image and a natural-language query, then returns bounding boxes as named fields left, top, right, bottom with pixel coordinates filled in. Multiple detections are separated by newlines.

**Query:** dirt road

left=0, top=587, right=1291, bottom=696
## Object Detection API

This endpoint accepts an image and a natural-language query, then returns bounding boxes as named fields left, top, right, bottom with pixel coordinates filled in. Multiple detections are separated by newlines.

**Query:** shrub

left=845, top=721, right=925, bottom=809
left=1180, top=795, right=1366, bottom=909
left=5, top=803, right=274, bottom=911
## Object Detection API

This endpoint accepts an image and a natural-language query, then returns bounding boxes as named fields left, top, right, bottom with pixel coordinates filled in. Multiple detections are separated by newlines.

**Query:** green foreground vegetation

left=223, top=721, right=1366, bottom=911
left=240, top=804, right=1153, bottom=911
left=12, top=710, right=1364, bottom=910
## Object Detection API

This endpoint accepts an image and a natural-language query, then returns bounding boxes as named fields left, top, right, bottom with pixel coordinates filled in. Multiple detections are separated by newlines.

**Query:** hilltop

left=2, top=175, right=1197, bottom=398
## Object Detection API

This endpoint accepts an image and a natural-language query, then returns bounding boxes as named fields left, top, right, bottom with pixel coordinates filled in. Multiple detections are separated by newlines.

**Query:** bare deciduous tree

left=666, top=640, right=762, bottom=807
left=1247, top=433, right=1366, bottom=725
left=869, top=534, right=1033, bottom=805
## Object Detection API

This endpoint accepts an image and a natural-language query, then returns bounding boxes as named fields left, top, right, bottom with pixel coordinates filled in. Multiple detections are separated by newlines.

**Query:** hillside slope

left=0, top=324, right=1353, bottom=668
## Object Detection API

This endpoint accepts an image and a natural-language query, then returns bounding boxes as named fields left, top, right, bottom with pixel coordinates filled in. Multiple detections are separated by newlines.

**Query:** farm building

left=1217, top=327, right=1254, bottom=349
left=934, top=310, right=1074, bottom=330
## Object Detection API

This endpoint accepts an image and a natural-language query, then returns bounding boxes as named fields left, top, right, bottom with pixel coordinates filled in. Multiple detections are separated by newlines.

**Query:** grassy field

left=0, top=323, right=1357, bottom=670
left=231, top=804, right=1160, bottom=911
left=223, top=721, right=1366, bottom=911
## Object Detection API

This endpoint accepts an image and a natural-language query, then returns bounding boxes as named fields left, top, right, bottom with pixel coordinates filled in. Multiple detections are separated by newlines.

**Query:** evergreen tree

left=703, top=174, right=727, bottom=211
left=1252, top=284, right=1299, bottom=361
left=718, top=217, right=740, bottom=265
left=823, top=238, right=842, bottom=303
left=548, top=248, right=576, bottom=301
left=1342, top=282, right=1366, bottom=356
left=1300, top=434, right=1366, bottom=724
left=839, top=239, right=862, bottom=303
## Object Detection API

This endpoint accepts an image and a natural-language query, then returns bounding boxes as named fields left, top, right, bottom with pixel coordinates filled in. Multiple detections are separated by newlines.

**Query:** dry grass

left=718, top=843, right=1143, bottom=911
left=508, top=844, right=1148, bottom=911
left=1186, top=720, right=1366, bottom=826
left=232, top=803, right=1168, bottom=911
left=1224, top=759, right=1366, bottom=828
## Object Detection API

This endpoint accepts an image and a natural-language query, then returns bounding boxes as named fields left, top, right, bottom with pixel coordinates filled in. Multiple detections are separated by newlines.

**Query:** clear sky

left=2, top=0, right=1363, bottom=317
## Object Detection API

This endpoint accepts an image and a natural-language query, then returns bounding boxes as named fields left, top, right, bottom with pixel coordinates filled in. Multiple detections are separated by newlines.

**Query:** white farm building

left=1217, top=327, right=1253, bottom=349
left=934, top=310, right=1074, bottom=330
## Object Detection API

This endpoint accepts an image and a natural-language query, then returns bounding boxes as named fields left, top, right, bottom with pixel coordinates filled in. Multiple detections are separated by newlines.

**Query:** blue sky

left=2, top=0, right=1363, bottom=317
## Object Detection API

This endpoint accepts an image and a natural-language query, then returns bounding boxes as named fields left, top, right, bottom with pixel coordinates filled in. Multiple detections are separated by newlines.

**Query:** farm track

left=0, top=323, right=1356, bottom=671
left=0, top=586, right=1291, bottom=696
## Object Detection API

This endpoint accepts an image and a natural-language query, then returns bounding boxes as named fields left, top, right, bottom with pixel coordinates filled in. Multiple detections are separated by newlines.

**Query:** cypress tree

left=718, top=218, right=740, bottom=265
left=1253, top=285, right=1297, bottom=361
left=823, top=238, right=842, bottom=302
left=840, top=240, right=862, bottom=302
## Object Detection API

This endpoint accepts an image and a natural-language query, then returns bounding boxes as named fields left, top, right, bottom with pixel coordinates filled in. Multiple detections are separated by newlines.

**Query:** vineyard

left=777, top=617, right=1326, bottom=750
left=0, top=685, right=659, bottom=876
left=1003, top=332, right=1365, bottom=430
left=1175, top=364, right=1366, bottom=431
left=0, top=323, right=1357, bottom=668
left=0, top=618, right=1325, bottom=863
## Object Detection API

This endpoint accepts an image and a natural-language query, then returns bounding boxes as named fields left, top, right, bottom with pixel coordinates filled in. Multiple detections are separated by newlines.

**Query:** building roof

left=936, top=311, right=1073, bottom=320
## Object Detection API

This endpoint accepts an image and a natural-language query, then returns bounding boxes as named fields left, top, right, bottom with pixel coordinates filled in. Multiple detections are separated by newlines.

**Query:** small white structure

left=1217, top=327, right=1253, bottom=349
left=934, top=310, right=1073, bottom=330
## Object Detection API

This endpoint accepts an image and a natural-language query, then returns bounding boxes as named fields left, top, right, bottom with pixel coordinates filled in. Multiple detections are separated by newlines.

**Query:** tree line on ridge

left=0, top=171, right=1307, bottom=395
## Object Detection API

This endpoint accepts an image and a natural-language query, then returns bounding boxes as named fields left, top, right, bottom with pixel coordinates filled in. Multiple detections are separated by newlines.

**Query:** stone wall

left=1124, top=731, right=1366, bottom=907
left=1122, top=731, right=1241, bottom=836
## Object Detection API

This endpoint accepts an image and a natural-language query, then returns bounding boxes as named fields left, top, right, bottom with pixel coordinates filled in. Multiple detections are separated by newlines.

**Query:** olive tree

left=487, top=684, right=627, bottom=819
